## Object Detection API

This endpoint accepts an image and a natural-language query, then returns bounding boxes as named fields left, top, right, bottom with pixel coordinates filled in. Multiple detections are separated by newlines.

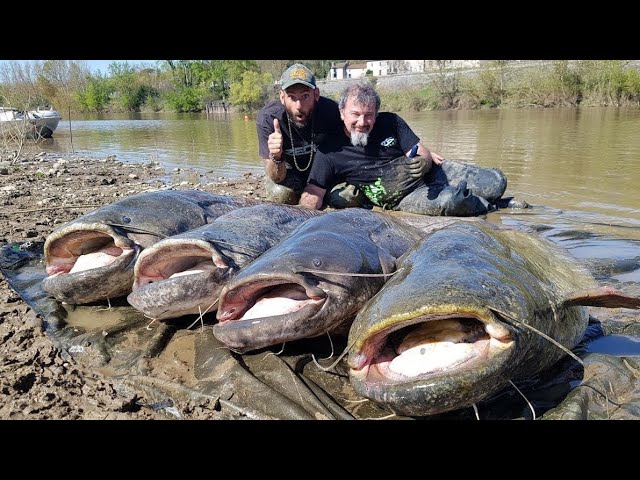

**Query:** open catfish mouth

left=45, top=225, right=137, bottom=277
left=133, top=240, right=227, bottom=289
left=216, top=275, right=327, bottom=328
left=349, top=313, right=514, bottom=384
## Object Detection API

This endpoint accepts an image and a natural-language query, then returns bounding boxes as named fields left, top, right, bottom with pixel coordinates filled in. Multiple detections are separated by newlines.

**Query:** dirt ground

left=0, top=151, right=269, bottom=419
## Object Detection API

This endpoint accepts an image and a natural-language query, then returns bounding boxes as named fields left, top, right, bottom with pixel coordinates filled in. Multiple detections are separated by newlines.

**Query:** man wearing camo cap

left=256, top=63, right=368, bottom=206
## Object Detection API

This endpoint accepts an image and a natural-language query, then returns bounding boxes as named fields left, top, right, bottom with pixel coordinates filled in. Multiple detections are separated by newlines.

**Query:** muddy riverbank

left=0, top=152, right=267, bottom=419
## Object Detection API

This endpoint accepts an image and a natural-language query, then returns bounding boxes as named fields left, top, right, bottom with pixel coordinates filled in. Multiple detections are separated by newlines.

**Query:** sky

left=0, top=60, right=153, bottom=74
left=83, top=60, right=155, bottom=73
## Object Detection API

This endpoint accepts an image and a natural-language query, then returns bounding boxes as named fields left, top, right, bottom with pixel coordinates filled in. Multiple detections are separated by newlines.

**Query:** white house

left=346, top=62, right=367, bottom=79
left=328, top=62, right=349, bottom=80
left=366, top=60, right=389, bottom=76
left=406, top=60, right=426, bottom=73
left=327, top=60, right=487, bottom=80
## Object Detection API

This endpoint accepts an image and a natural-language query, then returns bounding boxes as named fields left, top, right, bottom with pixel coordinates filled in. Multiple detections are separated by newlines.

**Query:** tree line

left=1, top=60, right=638, bottom=114
left=0, top=60, right=333, bottom=114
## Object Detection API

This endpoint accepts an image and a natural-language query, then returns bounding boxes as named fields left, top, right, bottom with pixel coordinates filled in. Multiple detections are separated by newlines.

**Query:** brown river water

left=39, top=107, right=640, bottom=355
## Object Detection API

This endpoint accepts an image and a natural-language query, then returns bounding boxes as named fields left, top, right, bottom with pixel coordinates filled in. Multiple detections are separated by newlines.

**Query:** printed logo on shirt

left=380, top=137, right=397, bottom=147
left=285, top=145, right=313, bottom=156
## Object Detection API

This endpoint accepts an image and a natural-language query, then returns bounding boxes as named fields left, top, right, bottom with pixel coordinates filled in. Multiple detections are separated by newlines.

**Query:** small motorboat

left=29, top=106, right=62, bottom=137
left=0, top=106, right=62, bottom=138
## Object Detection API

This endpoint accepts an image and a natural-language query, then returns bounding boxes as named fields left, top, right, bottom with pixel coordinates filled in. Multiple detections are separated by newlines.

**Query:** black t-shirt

left=307, top=113, right=422, bottom=207
left=256, top=96, right=342, bottom=180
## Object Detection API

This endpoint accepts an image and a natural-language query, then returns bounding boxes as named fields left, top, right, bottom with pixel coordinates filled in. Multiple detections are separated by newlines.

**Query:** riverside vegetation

left=1, top=60, right=639, bottom=116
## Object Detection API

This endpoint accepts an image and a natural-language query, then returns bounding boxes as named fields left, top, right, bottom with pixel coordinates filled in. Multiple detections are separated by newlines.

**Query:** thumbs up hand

left=268, top=118, right=284, bottom=162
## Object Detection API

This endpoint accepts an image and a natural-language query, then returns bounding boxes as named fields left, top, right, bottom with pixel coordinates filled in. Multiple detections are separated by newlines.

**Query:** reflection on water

left=38, top=107, right=640, bottom=284
left=42, top=112, right=263, bottom=177
left=586, top=335, right=640, bottom=357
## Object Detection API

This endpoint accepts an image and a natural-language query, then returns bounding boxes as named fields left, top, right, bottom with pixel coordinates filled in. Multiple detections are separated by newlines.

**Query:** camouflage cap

left=280, top=63, right=316, bottom=90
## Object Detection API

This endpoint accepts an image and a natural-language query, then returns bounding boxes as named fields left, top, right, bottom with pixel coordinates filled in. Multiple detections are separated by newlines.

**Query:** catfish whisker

left=96, top=298, right=112, bottom=311
left=187, top=299, right=219, bottom=331
left=315, top=332, right=335, bottom=361
left=103, top=223, right=167, bottom=238
left=210, top=239, right=263, bottom=255
left=260, top=343, right=286, bottom=362
left=370, top=411, right=398, bottom=420
left=509, top=379, right=536, bottom=420
left=312, top=338, right=357, bottom=372
left=144, top=317, right=157, bottom=330
left=297, top=268, right=399, bottom=278
left=492, top=307, right=584, bottom=366
left=215, top=345, right=246, bottom=355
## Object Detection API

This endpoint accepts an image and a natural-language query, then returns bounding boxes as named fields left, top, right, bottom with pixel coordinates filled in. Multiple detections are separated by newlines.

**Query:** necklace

left=286, top=113, right=315, bottom=172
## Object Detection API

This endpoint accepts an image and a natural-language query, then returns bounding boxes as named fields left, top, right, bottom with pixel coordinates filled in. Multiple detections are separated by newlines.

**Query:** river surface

left=40, top=107, right=640, bottom=320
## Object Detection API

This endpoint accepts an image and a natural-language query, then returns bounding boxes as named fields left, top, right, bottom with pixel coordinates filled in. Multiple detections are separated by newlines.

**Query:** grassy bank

left=374, top=60, right=640, bottom=112
left=2, top=61, right=639, bottom=115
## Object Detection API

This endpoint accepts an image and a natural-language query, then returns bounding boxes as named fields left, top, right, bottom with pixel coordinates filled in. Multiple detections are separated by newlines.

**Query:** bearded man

left=257, top=64, right=433, bottom=206
left=299, top=82, right=507, bottom=217
left=256, top=63, right=344, bottom=204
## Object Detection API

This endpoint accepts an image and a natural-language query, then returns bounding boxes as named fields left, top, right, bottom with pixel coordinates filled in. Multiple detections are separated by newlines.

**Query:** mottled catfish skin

left=213, top=209, right=451, bottom=353
left=42, top=190, right=258, bottom=304
left=348, top=222, right=640, bottom=416
left=127, top=204, right=322, bottom=320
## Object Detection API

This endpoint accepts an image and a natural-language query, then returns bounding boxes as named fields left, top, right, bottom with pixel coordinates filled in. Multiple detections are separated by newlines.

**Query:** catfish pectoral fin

left=563, top=286, right=640, bottom=309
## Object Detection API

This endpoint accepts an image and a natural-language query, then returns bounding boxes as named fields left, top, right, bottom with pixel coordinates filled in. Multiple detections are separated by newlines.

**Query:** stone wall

left=317, top=60, right=640, bottom=96
left=318, top=73, right=433, bottom=96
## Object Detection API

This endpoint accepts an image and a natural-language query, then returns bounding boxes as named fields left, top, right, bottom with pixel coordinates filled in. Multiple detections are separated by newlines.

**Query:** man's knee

left=441, top=160, right=507, bottom=202
left=397, top=182, right=491, bottom=217
left=326, top=182, right=368, bottom=209
left=263, top=177, right=300, bottom=205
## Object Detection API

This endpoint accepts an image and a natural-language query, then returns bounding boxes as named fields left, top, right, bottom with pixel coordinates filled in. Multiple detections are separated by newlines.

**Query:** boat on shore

left=0, top=106, right=62, bottom=138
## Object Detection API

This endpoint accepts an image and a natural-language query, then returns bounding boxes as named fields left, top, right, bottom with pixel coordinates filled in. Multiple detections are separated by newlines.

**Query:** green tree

left=78, top=75, right=112, bottom=112
left=108, top=61, right=147, bottom=111
left=163, top=86, right=204, bottom=112
left=228, top=71, right=273, bottom=111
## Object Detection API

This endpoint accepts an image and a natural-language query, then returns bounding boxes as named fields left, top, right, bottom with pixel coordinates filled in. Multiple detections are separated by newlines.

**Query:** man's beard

left=350, top=130, right=369, bottom=147
left=287, top=110, right=311, bottom=129
left=291, top=116, right=307, bottom=129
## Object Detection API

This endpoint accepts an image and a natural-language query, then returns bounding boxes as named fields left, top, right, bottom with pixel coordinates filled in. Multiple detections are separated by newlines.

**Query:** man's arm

left=299, top=184, right=326, bottom=210
left=257, top=114, right=287, bottom=182
left=264, top=118, right=288, bottom=182
left=263, top=157, right=287, bottom=183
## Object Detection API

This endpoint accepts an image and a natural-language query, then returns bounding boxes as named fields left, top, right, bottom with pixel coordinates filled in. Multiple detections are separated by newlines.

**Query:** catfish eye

left=313, top=258, right=322, bottom=268
left=122, top=216, right=131, bottom=224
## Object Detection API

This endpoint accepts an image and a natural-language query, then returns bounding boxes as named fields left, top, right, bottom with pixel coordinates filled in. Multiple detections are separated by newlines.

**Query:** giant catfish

left=43, top=190, right=258, bottom=304
left=127, top=204, right=322, bottom=320
left=347, top=222, right=640, bottom=416
left=214, top=209, right=459, bottom=353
